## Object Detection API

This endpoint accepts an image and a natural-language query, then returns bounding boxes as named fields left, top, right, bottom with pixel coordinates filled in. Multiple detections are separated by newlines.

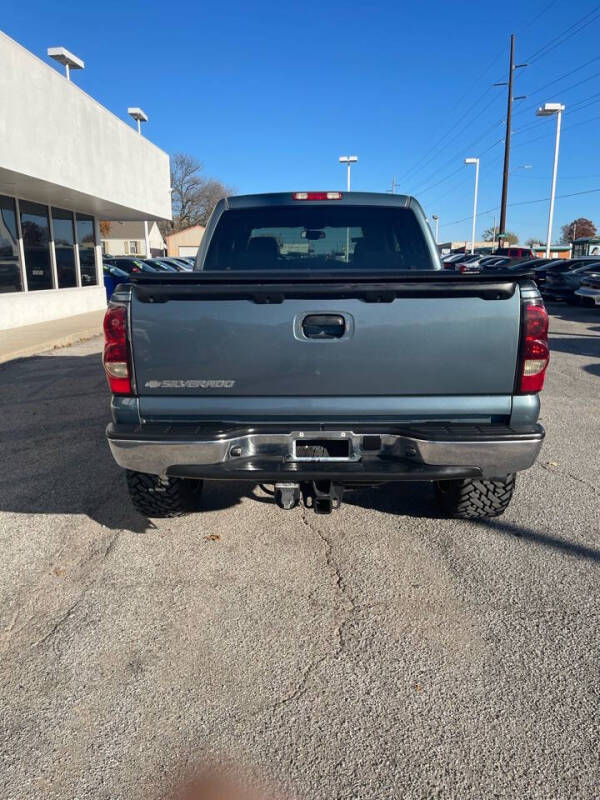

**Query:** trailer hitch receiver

left=301, top=481, right=344, bottom=514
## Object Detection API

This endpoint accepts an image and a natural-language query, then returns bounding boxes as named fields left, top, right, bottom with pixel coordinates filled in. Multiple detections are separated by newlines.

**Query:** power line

left=524, top=5, right=600, bottom=65
left=410, top=118, right=505, bottom=196
left=395, top=44, right=508, bottom=185
left=439, top=187, right=600, bottom=229
left=517, top=54, right=600, bottom=110
left=512, top=68, right=600, bottom=128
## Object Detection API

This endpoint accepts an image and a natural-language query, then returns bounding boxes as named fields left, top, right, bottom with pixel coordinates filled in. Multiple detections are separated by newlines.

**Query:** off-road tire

left=126, top=470, right=203, bottom=518
left=435, top=474, right=516, bottom=519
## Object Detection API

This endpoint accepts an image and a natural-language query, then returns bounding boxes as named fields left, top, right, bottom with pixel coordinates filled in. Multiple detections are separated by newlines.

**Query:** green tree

left=482, top=227, right=518, bottom=244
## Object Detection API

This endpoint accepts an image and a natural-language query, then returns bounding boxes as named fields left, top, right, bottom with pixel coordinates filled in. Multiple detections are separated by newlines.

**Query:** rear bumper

left=106, top=422, right=545, bottom=481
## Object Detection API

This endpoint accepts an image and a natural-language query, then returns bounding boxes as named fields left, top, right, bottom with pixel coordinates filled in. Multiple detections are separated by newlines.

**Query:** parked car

left=442, top=253, right=481, bottom=271
left=103, top=257, right=158, bottom=274
left=441, top=253, right=466, bottom=269
left=536, top=257, right=600, bottom=293
left=478, top=256, right=513, bottom=271
left=493, top=246, right=535, bottom=259
left=169, top=257, right=194, bottom=270
left=144, top=258, right=179, bottom=272
left=103, top=264, right=129, bottom=301
left=543, top=262, right=600, bottom=303
left=147, top=257, right=192, bottom=272
left=575, top=273, right=600, bottom=306
left=103, top=190, right=547, bottom=521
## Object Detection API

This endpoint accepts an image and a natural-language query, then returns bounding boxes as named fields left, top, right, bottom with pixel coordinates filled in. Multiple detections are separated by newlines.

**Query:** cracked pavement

left=1, top=304, right=599, bottom=799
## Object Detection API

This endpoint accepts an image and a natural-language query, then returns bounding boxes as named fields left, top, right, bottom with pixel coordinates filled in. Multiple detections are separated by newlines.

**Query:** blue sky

left=4, top=0, right=600, bottom=243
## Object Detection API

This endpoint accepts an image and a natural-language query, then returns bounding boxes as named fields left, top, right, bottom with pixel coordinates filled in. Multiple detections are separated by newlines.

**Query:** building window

left=20, top=200, right=53, bottom=291
left=101, top=241, right=108, bottom=255
left=52, top=208, right=78, bottom=288
left=129, top=240, right=139, bottom=254
left=76, top=214, right=98, bottom=286
left=0, top=195, right=22, bottom=294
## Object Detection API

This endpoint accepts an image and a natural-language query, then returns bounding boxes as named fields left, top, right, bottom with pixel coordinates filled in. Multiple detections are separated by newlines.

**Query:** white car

left=575, top=272, right=600, bottom=306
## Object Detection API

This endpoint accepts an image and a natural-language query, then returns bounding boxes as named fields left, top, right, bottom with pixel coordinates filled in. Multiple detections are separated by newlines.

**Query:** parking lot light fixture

left=128, top=107, right=149, bottom=135
left=536, top=103, right=565, bottom=257
left=432, top=214, right=439, bottom=244
left=128, top=107, right=151, bottom=256
left=338, top=155, right=358, bottom=191
left=464, top=158, right=480, bottom=254
left=47, top=47, right=84, bottom=81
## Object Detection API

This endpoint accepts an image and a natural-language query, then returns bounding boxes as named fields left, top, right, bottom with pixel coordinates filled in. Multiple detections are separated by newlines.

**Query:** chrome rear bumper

left=106, top=423, right=544, bottom=481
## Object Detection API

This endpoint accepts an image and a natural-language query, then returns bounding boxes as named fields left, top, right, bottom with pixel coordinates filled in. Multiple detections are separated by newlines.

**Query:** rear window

left=203, top=206, right=437, bottom=271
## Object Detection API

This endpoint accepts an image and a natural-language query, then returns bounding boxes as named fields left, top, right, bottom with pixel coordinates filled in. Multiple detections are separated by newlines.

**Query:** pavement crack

left=538, top=462, right=598, bottom=495
left=28, top=531, right=120, bottom=650
left=254, top=510, right=357, bottom=718
left=30, top=595, right=85, bottom=648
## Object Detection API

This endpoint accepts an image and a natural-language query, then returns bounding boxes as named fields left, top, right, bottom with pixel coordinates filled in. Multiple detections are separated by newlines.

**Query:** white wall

left=0, top=286, right=106, bottom=330
left=0, top=32, right=171, bottom=222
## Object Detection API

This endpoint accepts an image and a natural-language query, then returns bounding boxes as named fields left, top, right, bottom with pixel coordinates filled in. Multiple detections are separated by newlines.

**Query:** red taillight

left=519, top=303, right=549, bottom=393
left=102, top=305, right=132, bottom=394
left=293, top=191, right=343, bottom=200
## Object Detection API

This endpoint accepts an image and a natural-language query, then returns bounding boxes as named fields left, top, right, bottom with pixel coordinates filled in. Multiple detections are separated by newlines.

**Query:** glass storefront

left=76, top=214, right=98, bottom=286
left=0, top=194, right=99, bottom=294
left=20, top=201, right=53, bottom=291
left=52, top=208, right=77, bottom=288
left=0, top=195, right=22, bottom=294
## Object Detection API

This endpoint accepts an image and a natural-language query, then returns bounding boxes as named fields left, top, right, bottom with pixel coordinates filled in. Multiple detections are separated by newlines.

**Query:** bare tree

left=164, top=153, right=234, bottom=235
left=525, top=237, right=541, bottom=248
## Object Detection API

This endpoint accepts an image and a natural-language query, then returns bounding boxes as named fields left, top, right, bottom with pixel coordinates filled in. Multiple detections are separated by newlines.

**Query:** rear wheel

left=435, top=474, right=515, bottom=519
left=126, top=470, right=203, bottom=517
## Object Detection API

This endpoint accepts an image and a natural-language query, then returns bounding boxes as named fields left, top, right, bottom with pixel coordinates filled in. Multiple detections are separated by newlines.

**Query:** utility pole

left=496, top=34, right=527, bottom=247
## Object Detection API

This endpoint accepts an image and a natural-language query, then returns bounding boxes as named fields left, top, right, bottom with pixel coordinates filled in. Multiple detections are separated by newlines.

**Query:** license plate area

left=293, top=437, right=351, bottom=461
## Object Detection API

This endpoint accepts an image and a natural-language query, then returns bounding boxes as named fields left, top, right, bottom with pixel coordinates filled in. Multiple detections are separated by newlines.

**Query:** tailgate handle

left=302, top=314, right=346, bottom=339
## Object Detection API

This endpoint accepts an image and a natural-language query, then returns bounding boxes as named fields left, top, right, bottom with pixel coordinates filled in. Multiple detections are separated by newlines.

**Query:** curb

left=0, top=328, right=102, bottom=365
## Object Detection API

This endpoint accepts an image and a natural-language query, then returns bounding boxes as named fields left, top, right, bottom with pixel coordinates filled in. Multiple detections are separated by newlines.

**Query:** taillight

left=518, top=303, right=549, bottom=393
left=293, top=191, right=342, bottom=200
left=102, top=304, right=132, bottom=394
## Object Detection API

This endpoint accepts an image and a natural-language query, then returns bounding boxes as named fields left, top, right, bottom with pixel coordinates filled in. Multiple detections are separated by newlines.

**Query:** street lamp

left=128, top=107, right=149, bottom=134
left=339, top=155, right=358, bottom=191
left=464, top=157, right=480, bottom=254
left=47, top=47, right=84, bottom=81
left=536, top=102, right=565, bottom=258
left=128, top=107, right=151, bottom=258
left=431, top=214, right=439, bottom=244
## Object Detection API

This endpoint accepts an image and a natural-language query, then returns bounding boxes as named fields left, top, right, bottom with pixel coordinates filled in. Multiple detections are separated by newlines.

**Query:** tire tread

left=126, top=470, right=202, bottom=518
left=435, top=475, right=516, bottom=519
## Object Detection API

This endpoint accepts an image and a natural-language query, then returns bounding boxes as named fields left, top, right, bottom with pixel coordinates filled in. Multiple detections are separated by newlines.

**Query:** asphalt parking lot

left=1, top=304, right=599, bottom=800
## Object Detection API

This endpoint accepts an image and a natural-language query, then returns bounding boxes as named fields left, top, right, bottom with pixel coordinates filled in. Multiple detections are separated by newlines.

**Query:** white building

left=0, top=32, right=171, bottom=331
left=101, top=221, right=166, bottom=257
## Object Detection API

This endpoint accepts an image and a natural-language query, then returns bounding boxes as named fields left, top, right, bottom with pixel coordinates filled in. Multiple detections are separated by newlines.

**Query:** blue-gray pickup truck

left=103, top=191, right=549, bottom=517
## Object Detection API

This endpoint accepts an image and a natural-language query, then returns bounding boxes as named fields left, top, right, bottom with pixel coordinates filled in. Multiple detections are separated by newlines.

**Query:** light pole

left=47, top=47, right=84, bottom=81
left=536, top=102, right=565, bottom=258
left=431, top=214, right=439, bottom=244
left=128, top=107, right=151, bottom=259
left=339, top=155, right=358, bottom=191
left=464, top=158, right=480, bottom=254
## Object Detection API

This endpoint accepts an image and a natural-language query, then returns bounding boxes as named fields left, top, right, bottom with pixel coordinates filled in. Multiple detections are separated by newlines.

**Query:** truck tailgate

left=129, top=279, right=521, bottom=398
